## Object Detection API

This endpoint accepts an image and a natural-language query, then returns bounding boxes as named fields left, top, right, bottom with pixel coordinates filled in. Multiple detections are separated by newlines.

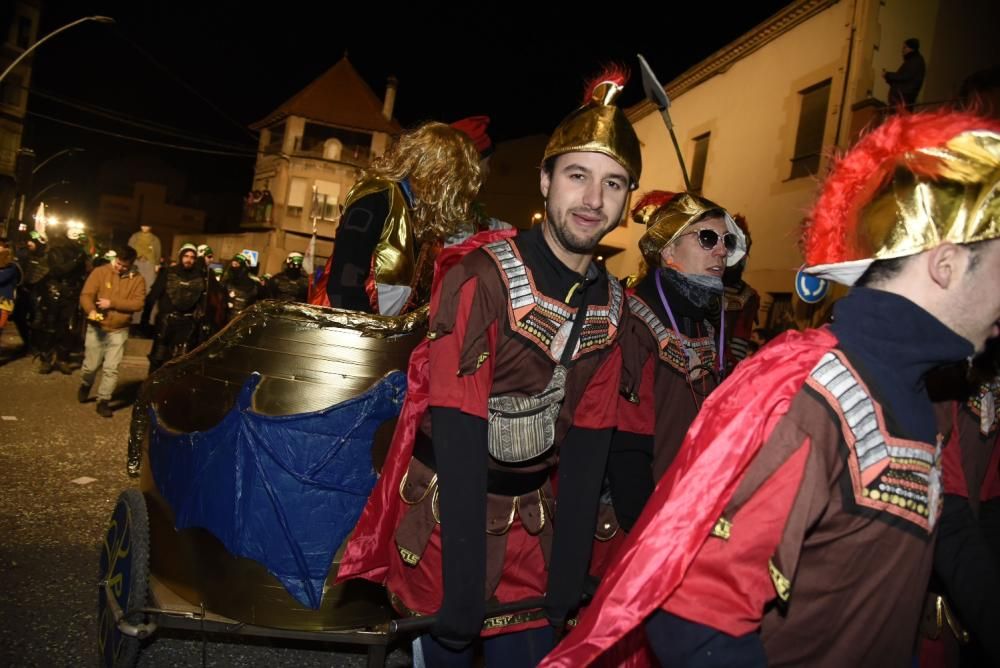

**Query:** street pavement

left=0, top=332, right=409, bottom=667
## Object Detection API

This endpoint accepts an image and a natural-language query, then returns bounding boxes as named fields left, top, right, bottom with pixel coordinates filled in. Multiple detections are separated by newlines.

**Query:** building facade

left=0, top=1, right=40, bottom=234
left=244, top=56, right=401, bottom=276
left=612, top=0, right=999, bottom=326
left=98, top=181, right=206, bottom=258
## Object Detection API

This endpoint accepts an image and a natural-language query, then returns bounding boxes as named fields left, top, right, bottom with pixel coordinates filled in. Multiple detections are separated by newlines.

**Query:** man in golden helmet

left=543, top=110, right=1000, bottom=668
left=337, top=66, right=641, bottom=667
left=318, top=121, right=482, bottom=315
left=606, top=190, right=746, bottom=536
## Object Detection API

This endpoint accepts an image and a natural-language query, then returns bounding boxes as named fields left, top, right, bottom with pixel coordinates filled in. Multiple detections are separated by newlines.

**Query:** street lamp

left=28, top=180, right=71, bottom=211
left=0, top=16, right=115, bottom=84
left=32, top=147, right=85, bottom=175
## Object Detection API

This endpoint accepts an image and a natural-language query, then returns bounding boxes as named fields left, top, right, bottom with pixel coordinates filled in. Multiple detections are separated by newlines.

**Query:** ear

left=660, top=245, right=675, bottom=269
left=926, top=243, right=964, bottom=290
left=539, top=166, right=551, bottom=199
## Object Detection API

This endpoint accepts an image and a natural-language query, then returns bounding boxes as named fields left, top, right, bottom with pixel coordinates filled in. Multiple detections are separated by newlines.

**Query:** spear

left=637, top=53, right=691, bottom=190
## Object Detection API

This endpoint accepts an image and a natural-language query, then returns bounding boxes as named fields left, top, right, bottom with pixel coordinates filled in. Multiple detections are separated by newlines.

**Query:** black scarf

left=831, top=287, right=973, bottom=442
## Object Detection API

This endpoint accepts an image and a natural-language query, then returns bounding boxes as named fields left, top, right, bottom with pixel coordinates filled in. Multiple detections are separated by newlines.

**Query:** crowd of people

left=0, top=226, right=312, bottom=416
left=1, top=47, right=996, bottom=668
left=329, top=71, right=999, bottom=668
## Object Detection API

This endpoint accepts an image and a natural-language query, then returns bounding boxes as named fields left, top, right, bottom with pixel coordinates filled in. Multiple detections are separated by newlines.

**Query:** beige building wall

left=611, top=0, right=1000, bottom=308
left=613, top=0, right=854, bottom=296
left=614, top=0, right=998, bottom=299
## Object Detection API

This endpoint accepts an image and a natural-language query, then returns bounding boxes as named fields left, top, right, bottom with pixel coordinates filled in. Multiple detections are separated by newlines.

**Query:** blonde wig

left=368, top=122, right=482, bottom=240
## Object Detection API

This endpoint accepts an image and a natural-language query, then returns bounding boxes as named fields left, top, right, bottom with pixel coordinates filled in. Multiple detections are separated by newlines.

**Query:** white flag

left=303, top=229, right=316, bottom=274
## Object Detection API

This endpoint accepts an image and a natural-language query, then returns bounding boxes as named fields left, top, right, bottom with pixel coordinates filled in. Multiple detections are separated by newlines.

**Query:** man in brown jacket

left=78, top=245, right=146, bottom=417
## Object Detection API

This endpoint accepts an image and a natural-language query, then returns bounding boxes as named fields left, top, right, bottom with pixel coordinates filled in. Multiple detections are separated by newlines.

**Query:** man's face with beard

left=180, top=251, right=196, bottom=269
left=540, top=152, right=630, bottom=260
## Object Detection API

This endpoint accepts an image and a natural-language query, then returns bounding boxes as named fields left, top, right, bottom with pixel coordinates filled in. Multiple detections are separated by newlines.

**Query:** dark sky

left=23, top=1, right=791, bottom=226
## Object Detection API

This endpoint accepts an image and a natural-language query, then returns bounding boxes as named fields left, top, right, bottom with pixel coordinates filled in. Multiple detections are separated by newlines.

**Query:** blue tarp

left=148, top=371, right=406, bottom=608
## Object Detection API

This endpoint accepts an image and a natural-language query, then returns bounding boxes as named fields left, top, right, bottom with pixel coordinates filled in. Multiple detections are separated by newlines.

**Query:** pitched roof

left=251, top=56, right=402, bottom=134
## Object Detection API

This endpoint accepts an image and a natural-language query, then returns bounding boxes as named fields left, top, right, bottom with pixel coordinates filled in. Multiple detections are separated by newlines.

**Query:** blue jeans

left=80, top=325, right=129, bottom=401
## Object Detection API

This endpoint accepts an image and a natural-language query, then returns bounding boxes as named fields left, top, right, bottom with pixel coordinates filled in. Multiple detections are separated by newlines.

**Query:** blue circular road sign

left=795, top=268, right=830, bottom=304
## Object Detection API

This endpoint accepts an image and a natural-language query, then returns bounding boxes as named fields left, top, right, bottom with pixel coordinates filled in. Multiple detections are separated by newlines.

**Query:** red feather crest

left=804, top=110, right=1000, bottom=266
left=582, top=64, right=630, bottom=106
left=631, top=190, right=678, bottom=225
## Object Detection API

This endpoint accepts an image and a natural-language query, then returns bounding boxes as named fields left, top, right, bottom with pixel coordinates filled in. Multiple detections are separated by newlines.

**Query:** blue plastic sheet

left=148, top=371, right=406, bottom=608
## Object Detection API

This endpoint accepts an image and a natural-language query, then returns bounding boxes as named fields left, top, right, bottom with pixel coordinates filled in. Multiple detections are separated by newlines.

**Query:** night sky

left=23, top=1, right=791, bottom=229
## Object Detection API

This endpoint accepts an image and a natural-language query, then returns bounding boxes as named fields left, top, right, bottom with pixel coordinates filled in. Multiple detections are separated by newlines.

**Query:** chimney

left=382, top=76, right=398, bottom=120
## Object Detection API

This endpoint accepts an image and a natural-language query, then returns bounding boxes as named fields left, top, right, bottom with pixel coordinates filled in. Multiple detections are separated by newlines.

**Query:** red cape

left=336, top=228, right=517, bottom=585
left=541, top=326, right=839, bottom=667
left=309, top=256, right=332, bottom=306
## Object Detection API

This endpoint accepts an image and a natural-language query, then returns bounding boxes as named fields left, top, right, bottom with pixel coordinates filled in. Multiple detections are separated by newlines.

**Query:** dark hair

left=904, top=38, right=920, bottom=51
left=116, top=245, right=138, bottom=263
left=542, top=155, right=558, bottom=176
left=858, top=239, right=995, bottom=287
left=856, top=255, right=911, bottom=287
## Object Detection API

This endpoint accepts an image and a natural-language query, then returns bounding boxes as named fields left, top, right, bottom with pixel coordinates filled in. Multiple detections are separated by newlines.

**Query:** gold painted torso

left=342, top=177, right=416, bottom=289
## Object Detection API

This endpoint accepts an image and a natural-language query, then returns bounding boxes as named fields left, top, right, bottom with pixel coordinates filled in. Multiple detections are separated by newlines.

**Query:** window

left=313, top=180, right=341, bottom=220
left=688, top=132, right=711, bottom=193
left=265, top=122, right=285, bottom=153
left=790, top=80, right=832, bottom=179
left=0, top=74, right=23, bottom=108
left=286, top=177, right=308, bottom=218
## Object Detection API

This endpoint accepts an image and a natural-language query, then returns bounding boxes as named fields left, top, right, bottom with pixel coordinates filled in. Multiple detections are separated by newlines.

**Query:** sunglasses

left=680, top=229, right=738, bottom=255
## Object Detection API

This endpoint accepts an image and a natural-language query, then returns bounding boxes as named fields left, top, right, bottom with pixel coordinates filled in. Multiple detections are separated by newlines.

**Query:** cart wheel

left=98, top=488, right=150, bottom=668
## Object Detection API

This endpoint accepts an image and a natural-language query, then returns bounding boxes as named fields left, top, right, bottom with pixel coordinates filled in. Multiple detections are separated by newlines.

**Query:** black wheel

left=98, top=488, right=150, bottom=668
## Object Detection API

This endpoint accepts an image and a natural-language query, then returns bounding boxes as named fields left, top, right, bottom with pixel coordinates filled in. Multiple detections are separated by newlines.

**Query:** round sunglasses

left=679, top=228, right=738, bottom=255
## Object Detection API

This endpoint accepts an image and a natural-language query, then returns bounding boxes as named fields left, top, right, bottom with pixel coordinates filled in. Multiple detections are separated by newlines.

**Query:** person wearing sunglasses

left=606, top=190, right=746, bottom=533
left=544, top=111, right=1000, bottom=668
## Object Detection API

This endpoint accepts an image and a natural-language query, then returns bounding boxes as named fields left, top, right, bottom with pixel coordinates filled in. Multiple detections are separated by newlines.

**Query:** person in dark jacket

left=265, top=251, right=309, bottom=303
left=32, top=226, right=87, bottom=374
left=12, top=231, right=46, bottom=352
left=884, top=37, right=926, bottom=109
left=147, top=243, right=206, bottom=372
left=220, top=253, right=262, bottom=323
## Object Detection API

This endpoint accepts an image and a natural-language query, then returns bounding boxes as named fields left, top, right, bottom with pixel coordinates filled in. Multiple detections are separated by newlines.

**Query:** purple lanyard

left=654, top=269, right=725, bottom=374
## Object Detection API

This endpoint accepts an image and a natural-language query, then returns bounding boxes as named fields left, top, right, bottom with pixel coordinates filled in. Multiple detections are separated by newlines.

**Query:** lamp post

left=0, top=16, right=115, bottom=84
left=26, top=180, right=70, bottom=219
left=6, top=147, right=85, bottom=239
left=3, top=16, right=112, bottom=240
left=32, top=147, right=85, bottom=175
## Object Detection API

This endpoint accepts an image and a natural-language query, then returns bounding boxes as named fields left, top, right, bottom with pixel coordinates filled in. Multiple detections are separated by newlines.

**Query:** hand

left=97, top=298, right=112, bottom=309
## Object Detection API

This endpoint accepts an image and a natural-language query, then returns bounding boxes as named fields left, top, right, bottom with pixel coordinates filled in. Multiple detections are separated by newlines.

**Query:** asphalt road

left=0, top=333, right=409, bottom=667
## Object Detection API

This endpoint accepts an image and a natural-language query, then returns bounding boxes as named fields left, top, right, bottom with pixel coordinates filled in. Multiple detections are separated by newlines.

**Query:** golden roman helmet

left=804, top=111, right=1000, bottom=285
left=635, top=190, right=747, bottom=268
left=543, top=66, right=642, bottom=189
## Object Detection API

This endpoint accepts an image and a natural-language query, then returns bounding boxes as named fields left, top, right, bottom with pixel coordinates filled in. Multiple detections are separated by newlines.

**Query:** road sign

left=795, top=267, right=830, bottom=303
left=240, top=249, right=259, bottom=268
